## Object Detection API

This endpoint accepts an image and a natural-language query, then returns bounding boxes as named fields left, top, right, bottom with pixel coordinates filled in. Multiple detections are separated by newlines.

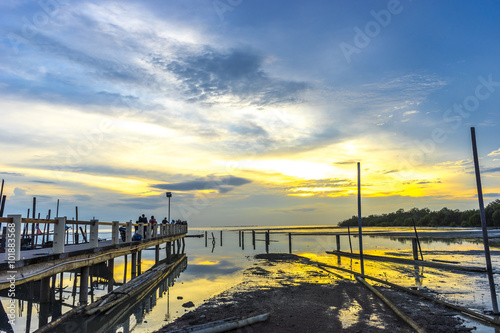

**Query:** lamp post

left=166, top=192, right=172, bottom=222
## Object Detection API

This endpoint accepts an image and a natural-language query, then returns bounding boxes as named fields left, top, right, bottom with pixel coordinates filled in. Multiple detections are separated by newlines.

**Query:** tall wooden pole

left=471, top=127, right=499, bottom=313
left=31, top=197, right=36, bottom=249
left=357, top=162, right=365, bottom=276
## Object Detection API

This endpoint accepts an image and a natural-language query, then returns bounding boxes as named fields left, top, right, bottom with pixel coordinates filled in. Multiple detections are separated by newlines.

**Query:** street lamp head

left=166, top=192, right=172, bottom=197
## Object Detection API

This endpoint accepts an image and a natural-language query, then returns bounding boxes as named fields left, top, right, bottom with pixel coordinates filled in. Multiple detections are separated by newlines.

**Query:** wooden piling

left=241, top=231, right=244, bottom=250
left=220, top=230, right=223, bottom=246
left=238, top=230, right=241, bottom=247
left=471, top=127, right=499, bottom=313
left=166, top=241, right=172, bottom=263
left=265, top=231, right=269, bottom=253
left=131, top=252, right=137, bottom=279
left=205, top=231, right=208, bottom=247
left=75, top=206, right=79, bottom=244
left=80, top=266, right=89, bottom=305
left=288, top=233, right=292, bottom=254
left=412, top=238, right=419, bottom=261
left=336, top=234, right=341, bottom=252
left=123, top=255, right=128, bottom=284
left=107, top=259, right=114, bottom=293
left=155, top=245, right=160, bottom=265
left=252, top=230, right=256, bottom=250
left=138, top=251, right=142, bottom=275
left=31, top=197, right=36, bottom=249
left=357, top=162, right=365, bottom=276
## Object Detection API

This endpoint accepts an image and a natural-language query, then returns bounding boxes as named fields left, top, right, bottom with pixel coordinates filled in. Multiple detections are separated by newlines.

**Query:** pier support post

left=166, top=241, right=172, bottom=263
left=39, top=276, right=51, bottom=327
left=155, top=245, right=159, bottom=265
left=412, top=238, right=419, bottom=261
left=220, top=230, right=223, bottom=246
left=137, top=251, right=142, bottom=275
left=126, top=221, right=132, bottom=242
left=131, top=251, right=137, bottom=279
left=112, top=221, right=119, bottom=245
left=54, top=217, right=66, bottom=254
left=336, top=235, right=341, bottom=252
left=7, top=214, right=22, bottom=260
left=80, top=266, right=89, bottom=305
left=107, top=259, right=114, bottom=292
left=89, top=219, right=99, bottom=248
left=252, top=230, right=255, bottom=250
left=205, top=231, right=208, bottom=247
left=239, top=230, right=241, bottom=247
left=241, top=231, right=245, bottom=250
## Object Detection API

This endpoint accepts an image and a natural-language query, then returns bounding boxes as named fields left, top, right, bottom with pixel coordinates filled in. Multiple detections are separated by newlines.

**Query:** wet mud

left=156, top=253, right=472, bottom=332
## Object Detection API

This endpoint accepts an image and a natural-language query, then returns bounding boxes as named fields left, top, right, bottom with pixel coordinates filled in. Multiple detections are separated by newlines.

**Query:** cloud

left=488, top=148, right=500, bottom=157
left=73, top=194, right=92, bottom=202
left=276, top=207, right=316, bottom=213
left=31, top=180, right=56, bottom=184
left=151, top=176, right=252, bottom=194
left=150, top=47, right=309, bottom=106
left=13, top=187, right=26, bottom=197
left=482, top=167, right=500, bottom=174
left=0, top=172, right=24, bottom=176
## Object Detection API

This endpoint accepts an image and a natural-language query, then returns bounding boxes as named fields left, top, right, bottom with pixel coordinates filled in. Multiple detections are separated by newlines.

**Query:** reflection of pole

left=471, top=127, right=499, bottom=314
left=357, top=162, right=364, bottom=276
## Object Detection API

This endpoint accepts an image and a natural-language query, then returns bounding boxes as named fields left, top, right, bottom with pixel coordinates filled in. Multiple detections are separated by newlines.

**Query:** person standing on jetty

left=162, top=217, right=168, bottom=224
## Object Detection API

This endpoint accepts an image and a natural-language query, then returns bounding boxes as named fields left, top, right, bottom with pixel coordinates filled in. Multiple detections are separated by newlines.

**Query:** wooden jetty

left=0, top=215, right=187, bottom=291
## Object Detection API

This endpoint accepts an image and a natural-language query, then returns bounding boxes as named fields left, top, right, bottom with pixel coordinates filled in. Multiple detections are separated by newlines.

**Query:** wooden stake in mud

left=412, top=218, right=423, bottom=260
left=31, top=197, right=36, bottom=249
left=0, top=179, right=4, bottom=218
left=357, top=162, right=365, bottom=276
left=75, top=206, right=79, bottom=244
left=471, top=127, right=499, bottom=314
left=289, top=233, right=292, bottom=254
left=0, top=195, right=5, bottom=218
left=347, top=225, right=353, bottom=254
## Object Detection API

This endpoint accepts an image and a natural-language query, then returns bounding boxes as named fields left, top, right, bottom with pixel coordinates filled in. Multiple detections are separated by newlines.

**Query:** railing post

left=126, top=221, right=132, bottom=242
left=145, top=224, right=150, bottom=240
left=138, top=223, right=144, bottom=240
left=54, top=217, right=66, bottom=254
left=89, top=219, right=99, bottom=248
left=7, top=215, right=22, bottom=261
left=152, top=224, right=157, bottom=238
left=112, top=221, right=119, bottom=245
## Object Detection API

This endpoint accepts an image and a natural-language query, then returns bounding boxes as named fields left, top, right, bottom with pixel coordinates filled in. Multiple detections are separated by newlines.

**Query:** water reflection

left=51, top=256, right=187, bottom=333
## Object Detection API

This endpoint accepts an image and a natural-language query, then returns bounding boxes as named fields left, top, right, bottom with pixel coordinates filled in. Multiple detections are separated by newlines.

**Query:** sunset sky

left=1, top=0, right=500, bottom=226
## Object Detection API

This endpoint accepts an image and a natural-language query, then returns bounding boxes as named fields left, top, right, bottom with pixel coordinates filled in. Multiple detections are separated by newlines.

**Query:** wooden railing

left=0, top=216, right=187, bottom=259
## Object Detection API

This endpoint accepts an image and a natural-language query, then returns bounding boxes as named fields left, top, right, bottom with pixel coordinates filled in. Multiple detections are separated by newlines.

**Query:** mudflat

left=156, top=253, right=473, bottom=332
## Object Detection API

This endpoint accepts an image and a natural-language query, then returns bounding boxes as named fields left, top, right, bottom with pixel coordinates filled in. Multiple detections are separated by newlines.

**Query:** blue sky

left=1, top=0, right=500, bottom=226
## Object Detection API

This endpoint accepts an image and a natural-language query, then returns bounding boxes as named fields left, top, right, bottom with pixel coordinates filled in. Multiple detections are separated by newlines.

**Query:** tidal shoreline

left=155, top=253, right=473, bottom=332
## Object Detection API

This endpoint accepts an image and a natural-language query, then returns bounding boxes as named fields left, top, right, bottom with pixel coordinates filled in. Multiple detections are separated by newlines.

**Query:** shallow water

left=2, top=226, right=500, bottom=332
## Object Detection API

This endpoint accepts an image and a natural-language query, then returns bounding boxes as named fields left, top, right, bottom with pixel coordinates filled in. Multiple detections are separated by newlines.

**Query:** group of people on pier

left=136, top=214, right=187, bottom=226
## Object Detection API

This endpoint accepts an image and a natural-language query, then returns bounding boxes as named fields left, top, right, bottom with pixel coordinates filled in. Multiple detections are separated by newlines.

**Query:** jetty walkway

left=0, top=216, right=187, bottom=291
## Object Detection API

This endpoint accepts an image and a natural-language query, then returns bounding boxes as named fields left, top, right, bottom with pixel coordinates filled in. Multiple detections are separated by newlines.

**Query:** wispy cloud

left=151, top=176, right=252, bottom=194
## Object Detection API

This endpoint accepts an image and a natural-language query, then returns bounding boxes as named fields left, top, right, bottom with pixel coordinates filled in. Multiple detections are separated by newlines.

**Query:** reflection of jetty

left=0, top=215, right=187, bottom=332
left=39, top=254, right=188, bottom=333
